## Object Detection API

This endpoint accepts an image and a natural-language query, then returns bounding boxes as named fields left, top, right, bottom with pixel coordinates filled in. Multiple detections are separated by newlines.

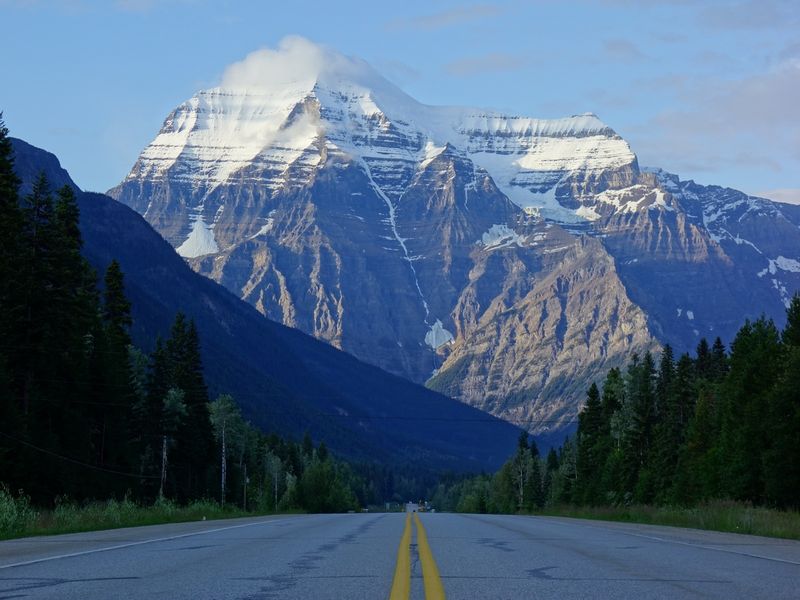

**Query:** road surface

left=1, top=512, right=798, bottom=599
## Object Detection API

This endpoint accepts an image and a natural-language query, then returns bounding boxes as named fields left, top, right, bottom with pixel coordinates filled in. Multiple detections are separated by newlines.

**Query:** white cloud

left=219, top=36, right=368, bottom=91
left=629, top=58, right=800, bottom=179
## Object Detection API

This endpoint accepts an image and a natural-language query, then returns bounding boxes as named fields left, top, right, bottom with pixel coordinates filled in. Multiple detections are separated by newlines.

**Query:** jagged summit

left=118, top=37, right=635, bottom=224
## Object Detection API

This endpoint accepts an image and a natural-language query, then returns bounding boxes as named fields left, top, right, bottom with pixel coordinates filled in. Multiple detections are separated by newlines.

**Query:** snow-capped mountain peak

left=124, top=37, right=637, bottom=224
left=110, top=38, right=800, bottom=437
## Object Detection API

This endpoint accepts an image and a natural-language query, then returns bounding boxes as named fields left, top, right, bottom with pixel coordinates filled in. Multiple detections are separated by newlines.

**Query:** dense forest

left=432, top=298, right=800, bottom=513
left=0, top=116, right=432, bottom=513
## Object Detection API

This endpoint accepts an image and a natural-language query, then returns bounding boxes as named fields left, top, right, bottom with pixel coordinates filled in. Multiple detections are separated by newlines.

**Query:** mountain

left=109, top=42, right=800, bottom=434
left=11, top=137, right=523, bottom=471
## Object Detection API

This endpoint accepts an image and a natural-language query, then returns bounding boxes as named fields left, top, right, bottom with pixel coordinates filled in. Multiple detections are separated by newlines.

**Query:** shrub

left=0, top=485, right=37, bottom=537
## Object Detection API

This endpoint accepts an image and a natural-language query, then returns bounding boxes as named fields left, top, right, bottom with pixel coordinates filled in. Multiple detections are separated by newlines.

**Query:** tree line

left=0, top=116, right=366, bottom=513
left=431, top=299, right=800, bottom=512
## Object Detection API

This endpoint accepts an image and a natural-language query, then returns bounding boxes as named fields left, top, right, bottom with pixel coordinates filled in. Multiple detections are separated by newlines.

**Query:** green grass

left=0, top=485, right=280, bottom=540
left=540, top=501, right=800, bottom=540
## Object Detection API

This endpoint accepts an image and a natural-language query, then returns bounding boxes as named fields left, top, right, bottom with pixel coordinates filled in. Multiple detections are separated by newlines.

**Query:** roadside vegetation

left=431, top=296, right=800, bottom=539
left=0, top=488, right=257, bottom=540
left=542, top=502, right=800, bottom=540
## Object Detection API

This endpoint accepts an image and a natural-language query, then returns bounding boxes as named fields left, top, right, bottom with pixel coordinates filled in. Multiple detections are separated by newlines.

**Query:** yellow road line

left=414, top=513, right=446, bottom=600
left=389, top=513, right=412, bottom=600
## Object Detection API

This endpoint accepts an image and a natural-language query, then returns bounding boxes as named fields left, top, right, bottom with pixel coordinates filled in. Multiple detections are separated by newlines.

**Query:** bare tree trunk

left=220, top=421, right=226, bottom=507
left=159, top=435, right=168, bottom=498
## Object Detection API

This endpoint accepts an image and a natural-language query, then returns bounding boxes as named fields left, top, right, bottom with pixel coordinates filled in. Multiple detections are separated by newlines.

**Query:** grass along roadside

left=540, top=501, right=800, bottom=540
left=0, top=486, right=285, bottom=540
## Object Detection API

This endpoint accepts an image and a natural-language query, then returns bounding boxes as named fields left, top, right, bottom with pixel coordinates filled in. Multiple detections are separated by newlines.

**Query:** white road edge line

left=621, top=531, right=800, bottom=566
left=536, top=516, right=800, bottom=566
left=0, top=517, right=297, bottom=570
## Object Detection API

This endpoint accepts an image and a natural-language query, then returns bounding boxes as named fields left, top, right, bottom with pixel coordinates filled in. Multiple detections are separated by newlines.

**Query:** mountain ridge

left=108, top=42, right=800, bottom=436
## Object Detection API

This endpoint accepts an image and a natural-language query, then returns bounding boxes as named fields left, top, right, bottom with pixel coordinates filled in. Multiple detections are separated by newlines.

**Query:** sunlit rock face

left=111, top=41, right=799, bottom=435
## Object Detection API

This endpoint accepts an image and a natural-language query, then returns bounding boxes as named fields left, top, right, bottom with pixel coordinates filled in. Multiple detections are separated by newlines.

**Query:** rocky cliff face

left=110, top=45, right=799, bottom=435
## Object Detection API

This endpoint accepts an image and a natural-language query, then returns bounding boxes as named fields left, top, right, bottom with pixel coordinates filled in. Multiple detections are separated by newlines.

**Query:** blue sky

left=2, top=0, right=798, bottom=202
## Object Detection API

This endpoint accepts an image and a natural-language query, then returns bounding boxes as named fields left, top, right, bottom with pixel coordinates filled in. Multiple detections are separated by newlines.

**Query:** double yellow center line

left=389, top=512, right=446, bottom=600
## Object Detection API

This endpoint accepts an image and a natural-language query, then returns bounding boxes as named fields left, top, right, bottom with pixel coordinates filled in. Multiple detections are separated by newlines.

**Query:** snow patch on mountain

left=479, top=224, right=526, bottom=250
left=758, top=256, right=800, bottom=277
left=177, top=213, right=218, bottom=258
left=575, top=204, right=602, bottom=221
left=425, top=320, right=455, bottom=350
left=249, top=210, right=277, bottom=239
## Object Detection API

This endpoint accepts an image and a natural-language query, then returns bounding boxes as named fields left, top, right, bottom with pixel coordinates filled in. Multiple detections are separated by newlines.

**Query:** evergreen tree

left=718, top=318, right=781, bottom=502
left=0, top=113, right=20, bottom=210
left=695, top=338, right=712, bottom=379
left=673, top=387, right=719, bottom=504
left=710, top=337, right=728, bottom=380
left=0, top=116, right=23, bottom=487
left=763, top=298, right=800, bottom=507
left=651, top=349, right=691, bottom=502
left=782, top=294, right=800, bottom=346
left=302, top=431, right=314, bottom=459
left=167, top=314, right=214, bottom=501
left=622, top=352, right=656, bottom=501
left=103, top=260, right=132, bottom=347
left=524, top=457, right=544, bottom=510
left=601, top=368, right=624, bottom=424
left=655, top=345, right=675, bottom=420
left=576, top=383, right=603, bottom=504
left=317, top=441, right=329, bottom=463
left=0, top=115, right=24, bottom=381
left=17, top=173, right=57, bottom=419
left=0, top=114, right=23, bottom=340
left=135, top=338, right=171, bottom=499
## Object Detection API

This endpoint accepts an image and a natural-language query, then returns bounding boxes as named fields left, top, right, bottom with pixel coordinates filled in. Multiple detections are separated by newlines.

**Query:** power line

left=0, top=431, right=160, bottom=480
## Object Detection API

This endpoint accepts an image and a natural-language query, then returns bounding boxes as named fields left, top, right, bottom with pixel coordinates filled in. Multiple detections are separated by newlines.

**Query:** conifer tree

left=763, top=298, right=800, bottom=507
left=651, top=348, right=688, bottom=502
left=18, top=174, right=57, bottom=419
left=710, top=337, right=728, bottom=380
left=576, top=383, right=603, bottom=503
left=0, top=115, right=23, bottom=482
left=655, top=345, right=675, bottom=419
left=622, top=352, right=656, bottom=500
left=0, top=116, right=23, bottom=348
left=168, top=315, right=214, bottom=500
left=695, top=338, right=712, bottom=379
left=782, top=294, right=800, bottom=347
left=103, top=260, right=132, bottom=347
left=718, top=318, right=780, bottom=502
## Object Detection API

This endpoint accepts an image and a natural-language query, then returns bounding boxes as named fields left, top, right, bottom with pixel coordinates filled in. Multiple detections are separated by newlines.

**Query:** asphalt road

left=1, top=512, right=798, bottom=599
